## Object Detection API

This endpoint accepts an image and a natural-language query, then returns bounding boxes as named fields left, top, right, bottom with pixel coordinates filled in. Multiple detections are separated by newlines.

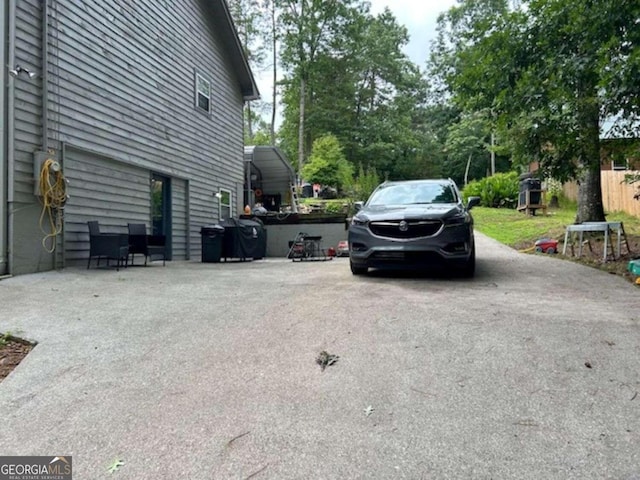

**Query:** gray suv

left=348, top=179, right=480, bottom=276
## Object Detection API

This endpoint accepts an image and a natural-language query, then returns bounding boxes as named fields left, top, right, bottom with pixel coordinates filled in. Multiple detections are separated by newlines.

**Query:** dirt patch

left=0, top=335, right=35, bottom=383
left=514, top=233, right=640, bottom=284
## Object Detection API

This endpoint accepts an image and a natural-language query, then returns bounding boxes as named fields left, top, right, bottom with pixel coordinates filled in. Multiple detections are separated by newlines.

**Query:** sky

left=367, top=0, right=458, bottom=67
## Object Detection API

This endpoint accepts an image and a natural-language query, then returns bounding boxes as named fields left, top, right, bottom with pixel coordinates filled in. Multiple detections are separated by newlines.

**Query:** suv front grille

left=369, top=220, right=443, bottom=239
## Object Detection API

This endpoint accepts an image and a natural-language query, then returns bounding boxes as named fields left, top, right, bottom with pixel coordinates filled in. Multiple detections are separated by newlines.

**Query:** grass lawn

left=472, top=204, right=640, bottom=247
left=472, top=203, right=640, bottom=282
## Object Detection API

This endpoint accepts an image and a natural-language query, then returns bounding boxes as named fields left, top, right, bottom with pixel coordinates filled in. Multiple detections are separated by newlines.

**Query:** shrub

left=325, top=202, right=346, bottom=214
left=462, top=171, right=519, bottom=208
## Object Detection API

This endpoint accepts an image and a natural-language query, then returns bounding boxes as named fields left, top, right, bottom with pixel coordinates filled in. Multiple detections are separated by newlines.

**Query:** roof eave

left=209, top=0, right=260, bottom=101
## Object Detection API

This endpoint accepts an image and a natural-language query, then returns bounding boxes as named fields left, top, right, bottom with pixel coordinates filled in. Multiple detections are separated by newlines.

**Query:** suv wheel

left=459, top=244, right=476, bottom=278
left=350, top=261, right=368, bottom=275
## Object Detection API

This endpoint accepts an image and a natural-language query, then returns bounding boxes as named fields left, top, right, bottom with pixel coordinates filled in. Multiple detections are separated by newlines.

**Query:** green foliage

left=623, top=172, right=640, bottom=201
left=351, top=163, right=381, bottom=202
left=462, top=171, right=519, bottom=208
left=444, top=110, right=491, bottom=185
left=430, top=0, right=640, bottom=222
left=301, top=135, right=353, bottom=191
left=545, top=178, right=563, bottom=199
left=324, top=202, right=346, bottom=214
left=277, top=2, right=433, bottom=180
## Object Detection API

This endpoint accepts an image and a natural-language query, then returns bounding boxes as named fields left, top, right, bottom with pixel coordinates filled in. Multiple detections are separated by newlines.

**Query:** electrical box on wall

left=33, top=150, right=60, bottom=196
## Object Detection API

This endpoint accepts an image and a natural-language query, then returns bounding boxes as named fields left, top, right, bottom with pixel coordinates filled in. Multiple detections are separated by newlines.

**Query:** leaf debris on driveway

left=107, top=459, right=125, bottom=473
left=316, top=351, right=339, bottom=371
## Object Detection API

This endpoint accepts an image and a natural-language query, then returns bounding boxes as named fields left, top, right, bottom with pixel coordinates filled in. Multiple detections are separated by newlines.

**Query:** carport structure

left=244, top=146, right=299, bottom=213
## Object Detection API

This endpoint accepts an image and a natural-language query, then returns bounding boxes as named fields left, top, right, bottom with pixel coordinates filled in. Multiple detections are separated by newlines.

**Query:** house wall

left=11, top=0, right=52, bottom=275
left=10, top=0, right=247, bottom=274
left=0, top=0, right=7, bottom=275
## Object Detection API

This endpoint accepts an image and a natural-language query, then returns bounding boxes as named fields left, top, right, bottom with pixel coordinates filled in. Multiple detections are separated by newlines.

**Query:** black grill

left=369, top=220, right=443, bottom=239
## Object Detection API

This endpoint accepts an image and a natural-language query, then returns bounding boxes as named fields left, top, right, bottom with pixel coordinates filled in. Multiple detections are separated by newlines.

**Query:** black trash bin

left=200, top=225, right=225, bottom=262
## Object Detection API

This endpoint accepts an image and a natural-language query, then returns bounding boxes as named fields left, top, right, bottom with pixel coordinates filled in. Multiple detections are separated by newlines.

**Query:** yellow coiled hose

left=38, top=158, right=67, bottom=253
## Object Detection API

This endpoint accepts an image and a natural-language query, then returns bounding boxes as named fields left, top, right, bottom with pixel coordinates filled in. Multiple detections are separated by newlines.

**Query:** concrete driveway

left=0, top=233, right=639, bottom=479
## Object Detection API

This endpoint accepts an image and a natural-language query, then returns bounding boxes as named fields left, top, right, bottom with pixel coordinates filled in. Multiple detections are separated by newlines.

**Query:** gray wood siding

left=46, top=0, right=245, bottom=261
left=172, top=178, right=188, bottom=260
left=63, top=149, right=151, bottom=264
left=14, top=0, right=42, bottom=205
left=10, top=0, right=53, bottom=274
left=9, top=0, right=247, bottom=273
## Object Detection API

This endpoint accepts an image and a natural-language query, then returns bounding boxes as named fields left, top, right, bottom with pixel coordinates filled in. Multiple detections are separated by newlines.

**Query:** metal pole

left=6, top=0, right=17, bottom=274
left=42, top=0, right=49, bottom=151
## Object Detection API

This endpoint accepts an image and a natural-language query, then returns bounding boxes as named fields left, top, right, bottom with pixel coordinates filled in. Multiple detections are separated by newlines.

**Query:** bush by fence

left=462, top=171, right=519, bottom=208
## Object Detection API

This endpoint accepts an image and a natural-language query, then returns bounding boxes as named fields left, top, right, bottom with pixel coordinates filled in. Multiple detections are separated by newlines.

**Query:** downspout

left=42, top=0, right=48, bottom=152
left=6, top=0, right=17, bottom=274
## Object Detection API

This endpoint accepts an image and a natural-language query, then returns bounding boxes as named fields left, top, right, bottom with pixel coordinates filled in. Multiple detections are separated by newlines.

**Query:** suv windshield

left=367, top=182, right=458, bottom=206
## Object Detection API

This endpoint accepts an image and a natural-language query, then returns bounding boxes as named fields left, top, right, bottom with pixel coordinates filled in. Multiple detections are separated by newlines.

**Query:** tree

left=278, top=4, right=433, bottom=181
left=277, top=0, right=358, bottom=176
left=431, top=0, right=640, bottom=222
left=301, top=135, right=353, bottom=192
left=228, top=0, right=268, bottom=140
left=444, top=111, right=492, bottom=186
left=352, top=163, right=381, bottom=201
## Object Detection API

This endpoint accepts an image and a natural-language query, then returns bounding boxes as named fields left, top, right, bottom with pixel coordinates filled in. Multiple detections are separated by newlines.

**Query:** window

left=219, top=189, right=231, bottom=220
left=195, top=72, right=211, bottom=113
left=611, top=157, right=628, bottom=171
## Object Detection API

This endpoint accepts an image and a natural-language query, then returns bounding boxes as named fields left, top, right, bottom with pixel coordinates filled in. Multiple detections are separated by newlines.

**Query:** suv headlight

left=351, top=216, right=368, bottom=226
left=444, top=213, right=470, bottom=226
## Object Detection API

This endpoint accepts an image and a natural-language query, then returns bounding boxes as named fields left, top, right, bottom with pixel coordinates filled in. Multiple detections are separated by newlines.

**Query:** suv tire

left=350, top=261, right=368, bottom=275
left=459, top=244, right=476, bottom=278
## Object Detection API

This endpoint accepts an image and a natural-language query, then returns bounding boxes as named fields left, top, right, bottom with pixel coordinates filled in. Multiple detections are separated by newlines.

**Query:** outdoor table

left=562, top=221, right=624, bottom=263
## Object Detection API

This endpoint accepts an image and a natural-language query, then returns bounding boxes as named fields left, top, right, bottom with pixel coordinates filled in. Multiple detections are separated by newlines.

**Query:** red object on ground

left=327, top=247, right=336, bottom=257
left=535, top=238, right=558, bottom=254
left=336, top=241, right=349, bottom=257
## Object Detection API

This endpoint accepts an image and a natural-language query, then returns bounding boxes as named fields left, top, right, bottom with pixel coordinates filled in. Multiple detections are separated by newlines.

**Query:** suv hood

left=357, top=204, right=463, bottom=221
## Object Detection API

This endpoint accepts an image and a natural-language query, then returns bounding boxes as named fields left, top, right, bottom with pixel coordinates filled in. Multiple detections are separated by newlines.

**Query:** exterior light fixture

left=9, top=66, right=36, bottom=78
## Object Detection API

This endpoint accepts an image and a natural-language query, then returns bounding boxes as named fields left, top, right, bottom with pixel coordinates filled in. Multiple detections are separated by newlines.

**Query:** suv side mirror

left=354, top=201, right=364, bottom=212
left=466, top=196, right=481, bottom=210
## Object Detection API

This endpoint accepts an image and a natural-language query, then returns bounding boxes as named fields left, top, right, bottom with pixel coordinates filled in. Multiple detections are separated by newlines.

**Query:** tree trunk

left=490, top=132, right=495, bottom=176
left=297, top=75, right=306, bottom=181
left=464, top=154, right=472, bottom=186
left=575, top=99, right=606, bottom=223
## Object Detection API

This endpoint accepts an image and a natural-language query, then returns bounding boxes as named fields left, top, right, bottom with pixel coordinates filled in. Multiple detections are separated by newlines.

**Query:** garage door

left=63, top=149, right=151, bottom=265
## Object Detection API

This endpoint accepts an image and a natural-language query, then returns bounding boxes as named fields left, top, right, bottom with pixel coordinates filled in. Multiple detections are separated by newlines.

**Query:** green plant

left=325, top=202, right=346, bottom=214
left=462, top=172, right=519, bottom=208
left=353, top=163, right=380, bottom=202
left=0, top=332, right=12, bottom=347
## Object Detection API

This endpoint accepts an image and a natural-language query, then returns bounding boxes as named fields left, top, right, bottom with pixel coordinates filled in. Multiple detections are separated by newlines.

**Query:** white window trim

left=195, top=71, right=212, bottom=114
left=611, top=158, right=629, bottom=171
left=218, top=188, right=232, bottom=220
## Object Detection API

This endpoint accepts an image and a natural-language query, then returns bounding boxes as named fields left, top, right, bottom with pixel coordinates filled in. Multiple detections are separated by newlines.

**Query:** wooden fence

left=563, top=170, right=640, bottom=217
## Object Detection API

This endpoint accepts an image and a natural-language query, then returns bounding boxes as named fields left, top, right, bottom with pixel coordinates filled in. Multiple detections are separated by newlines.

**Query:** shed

left=244, top=146, right=298, bottom=213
